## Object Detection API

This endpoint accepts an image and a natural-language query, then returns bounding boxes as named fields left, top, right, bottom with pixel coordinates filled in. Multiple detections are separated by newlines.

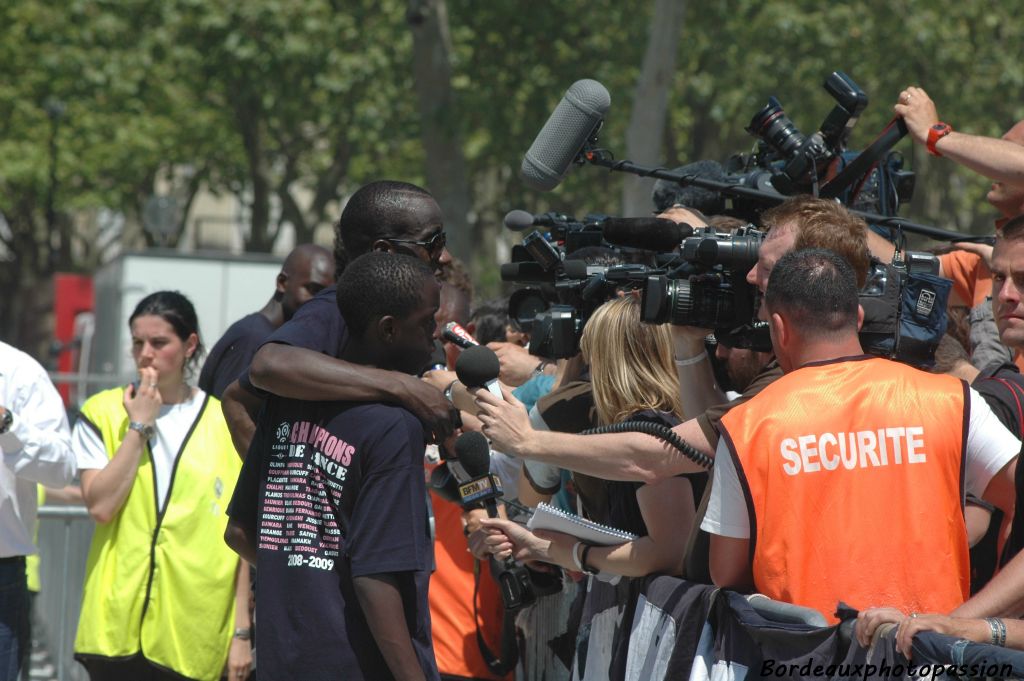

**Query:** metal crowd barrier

left=34, top=505, right=93, bottom=681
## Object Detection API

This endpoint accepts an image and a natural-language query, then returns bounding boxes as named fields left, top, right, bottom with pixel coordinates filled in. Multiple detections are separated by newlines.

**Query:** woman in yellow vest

left=71, top=291, right=250, bottom=681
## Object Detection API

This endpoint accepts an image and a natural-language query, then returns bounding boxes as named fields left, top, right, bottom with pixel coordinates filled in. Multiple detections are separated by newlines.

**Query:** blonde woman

left=474, top=296, right=701, bottom=676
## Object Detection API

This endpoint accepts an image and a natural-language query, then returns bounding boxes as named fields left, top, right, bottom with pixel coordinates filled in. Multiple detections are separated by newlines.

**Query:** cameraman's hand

left=894, top=86, right=939, bottom=146
left=670, top=325, right=711, bottom=359
left=487, top=342, right=548, bottom=387
left=473, top=385, right=533, bottom=457
left=953, top=241, right=994, bottom=269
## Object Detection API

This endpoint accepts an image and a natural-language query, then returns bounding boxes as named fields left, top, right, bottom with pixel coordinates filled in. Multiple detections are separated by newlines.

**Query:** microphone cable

left=579, top=420, right=714, bottom=470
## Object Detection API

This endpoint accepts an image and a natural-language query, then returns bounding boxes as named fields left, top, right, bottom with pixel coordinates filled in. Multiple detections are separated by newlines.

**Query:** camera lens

left=748, top=97, right=806, bottom=158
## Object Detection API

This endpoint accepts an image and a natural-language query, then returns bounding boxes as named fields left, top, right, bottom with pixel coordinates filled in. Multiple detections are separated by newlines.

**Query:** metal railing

left=34, top=505, right=93, bottom=681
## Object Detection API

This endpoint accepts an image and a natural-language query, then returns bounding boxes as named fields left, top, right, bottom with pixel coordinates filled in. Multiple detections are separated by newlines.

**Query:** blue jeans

left=0, top=557, right=28, bottom=681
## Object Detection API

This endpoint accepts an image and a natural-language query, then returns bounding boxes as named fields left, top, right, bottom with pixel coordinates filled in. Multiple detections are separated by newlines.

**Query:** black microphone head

left=503, top=209, right=536, bottom=232
left=454, top=431, right=491, bottom=478
left=455, top=345, right=501, bottom=388
left=651, top=160, right=727, bottom=214
left=602, top=217, right=692, bottom=252
left=521, top=79, right=611, bottom=192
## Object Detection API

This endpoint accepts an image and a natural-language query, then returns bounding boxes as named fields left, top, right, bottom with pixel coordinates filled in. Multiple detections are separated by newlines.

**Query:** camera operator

left=473, top=197, right=876, bottom=485
left=894, top=87, right=1024, bottom=369
left=705, top=248, right=1018, bottom=623
left=859, top=213, right=1024, bottom=643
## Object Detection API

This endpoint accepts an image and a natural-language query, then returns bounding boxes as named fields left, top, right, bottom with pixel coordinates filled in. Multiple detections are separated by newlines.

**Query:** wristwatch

left=0, top=408, right=12, bottom=434
left=233, top=627, right=252, bottom=641
left=926, top=122, right=953, bottom=157
left=128, top=421, right=155, bottom=440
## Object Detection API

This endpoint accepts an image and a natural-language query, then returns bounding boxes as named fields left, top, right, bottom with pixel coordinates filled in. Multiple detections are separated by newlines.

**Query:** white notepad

left=526, top=502, right=637, bottom=546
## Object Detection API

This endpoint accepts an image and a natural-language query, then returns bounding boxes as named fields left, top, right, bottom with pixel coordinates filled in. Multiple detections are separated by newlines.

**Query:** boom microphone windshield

left=602, top=218, right=693, bottom=251
left=521, top=79, right=611, bottom=191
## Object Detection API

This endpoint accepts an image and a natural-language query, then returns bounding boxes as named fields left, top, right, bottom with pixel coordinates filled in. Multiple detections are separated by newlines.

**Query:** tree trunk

left=621, top=0, right=687, bottom=218
left=236, top=101, right=276, bottom=253
left=407, top=0, right=472, bottom=262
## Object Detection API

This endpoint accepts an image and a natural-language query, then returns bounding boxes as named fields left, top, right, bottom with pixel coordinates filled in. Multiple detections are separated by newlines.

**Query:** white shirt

left=0, top=341, right=75, bottom=557
left=702, top=387, right=1020, bottom=539
left=74, top=389, right=206, bottom=512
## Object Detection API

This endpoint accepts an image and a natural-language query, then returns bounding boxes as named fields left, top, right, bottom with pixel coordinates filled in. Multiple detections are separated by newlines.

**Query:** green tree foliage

left=2, top=0, right=1023, bottom=347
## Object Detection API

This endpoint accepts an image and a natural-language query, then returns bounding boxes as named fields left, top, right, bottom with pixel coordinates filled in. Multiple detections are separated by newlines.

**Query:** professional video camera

left=511, top=71, right=967, bottom=367
left=641, top=225, right=763, bottom=329
left=502, top=217, right=773, bottom=357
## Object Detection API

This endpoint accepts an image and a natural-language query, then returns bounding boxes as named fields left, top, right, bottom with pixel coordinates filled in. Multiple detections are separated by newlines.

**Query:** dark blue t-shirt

left=231, top=397, right=438, bottom=681
left=239, top=285, right=350, bottom=396
left=198, top=312, right=276, bottom=399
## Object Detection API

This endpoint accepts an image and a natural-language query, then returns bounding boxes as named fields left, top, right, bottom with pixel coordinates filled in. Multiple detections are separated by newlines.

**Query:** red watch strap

left=927, top=123, right=953, bottom=157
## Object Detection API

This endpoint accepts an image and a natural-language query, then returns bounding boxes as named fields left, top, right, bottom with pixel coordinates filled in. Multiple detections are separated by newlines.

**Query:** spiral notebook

left=527, top=502, right=637, bottom=545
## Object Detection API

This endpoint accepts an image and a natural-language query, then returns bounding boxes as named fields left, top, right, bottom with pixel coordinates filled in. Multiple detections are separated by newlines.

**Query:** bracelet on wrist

left=443, top=380, right=458, bottom=403
left=580, top=544, right=598, bottom=576
left=571, top=541, right=585, bottom=571
left=233, top=627, right=252, bottom=640
left=985, top=617, right=1007, bottom=647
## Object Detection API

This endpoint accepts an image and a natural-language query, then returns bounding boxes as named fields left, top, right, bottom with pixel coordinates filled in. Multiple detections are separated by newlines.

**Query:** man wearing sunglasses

left=220, top=180, right=457, bottom=464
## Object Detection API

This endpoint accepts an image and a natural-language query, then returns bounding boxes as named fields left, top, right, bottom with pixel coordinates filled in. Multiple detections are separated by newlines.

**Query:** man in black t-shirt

left=199, top=243, right=334, bottom=398
left=226, top=252, right=442, bottom=681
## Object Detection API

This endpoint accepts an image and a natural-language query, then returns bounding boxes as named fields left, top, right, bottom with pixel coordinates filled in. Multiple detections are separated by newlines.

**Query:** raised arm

left=895, top=86, right=1024, bottom=185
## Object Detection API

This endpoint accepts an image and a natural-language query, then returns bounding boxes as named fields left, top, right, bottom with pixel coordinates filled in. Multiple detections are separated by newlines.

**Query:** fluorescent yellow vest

left=74, top=388, right=240, bottom=681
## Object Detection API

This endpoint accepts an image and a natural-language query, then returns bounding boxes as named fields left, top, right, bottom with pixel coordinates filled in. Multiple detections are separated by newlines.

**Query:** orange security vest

left=719, top=355, right=970, bottom=622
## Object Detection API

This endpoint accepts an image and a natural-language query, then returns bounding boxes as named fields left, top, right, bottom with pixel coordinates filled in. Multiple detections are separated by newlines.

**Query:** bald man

left=199, top=243, right=335, bottom=398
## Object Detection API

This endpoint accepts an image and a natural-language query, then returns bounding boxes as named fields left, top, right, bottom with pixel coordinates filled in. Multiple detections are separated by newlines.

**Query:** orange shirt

left=940, top=249, right=990, bottom=308
left=428, top=489, right=510, bottom=681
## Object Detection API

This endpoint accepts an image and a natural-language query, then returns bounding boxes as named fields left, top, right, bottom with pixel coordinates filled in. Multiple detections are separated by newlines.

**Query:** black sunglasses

left=388, top=231, right=447, bottom=255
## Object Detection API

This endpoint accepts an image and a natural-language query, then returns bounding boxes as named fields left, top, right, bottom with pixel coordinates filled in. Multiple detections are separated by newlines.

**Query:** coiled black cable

left=579, top=420, right=714, bottom=470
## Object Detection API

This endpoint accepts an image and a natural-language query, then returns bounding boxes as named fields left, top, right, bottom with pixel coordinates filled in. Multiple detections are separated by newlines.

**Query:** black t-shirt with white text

left=231, top=397, right=438, bottom=681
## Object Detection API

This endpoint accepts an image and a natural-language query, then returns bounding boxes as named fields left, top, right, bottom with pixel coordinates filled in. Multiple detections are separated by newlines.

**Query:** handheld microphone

left=520, top=79, right=611, bottom=191
left=601, top=217, right=694, bottom=252
left=454, top=431, right=503, bottom=516
left=456, top=345, right=503, bottom=400
left=442, top=322, right=479, bottom=350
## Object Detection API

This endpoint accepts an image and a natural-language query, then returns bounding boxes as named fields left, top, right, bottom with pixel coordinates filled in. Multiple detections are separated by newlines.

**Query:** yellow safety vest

left=74, top=387, right=240, bottom=681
